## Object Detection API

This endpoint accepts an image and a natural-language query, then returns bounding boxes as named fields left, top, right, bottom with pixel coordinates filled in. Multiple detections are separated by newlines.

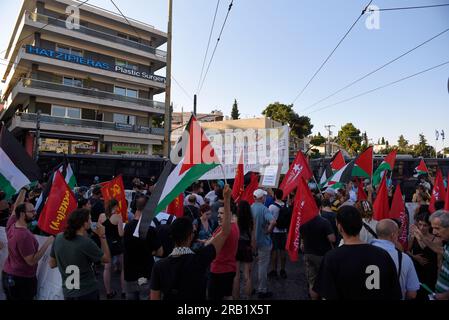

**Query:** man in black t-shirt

left=150, top=185, right=233, bottom=300
left=123, top=197, right=162, bottom=300
left=313, top=205, right=402, bottom=300
left=300, top=214, right=335, bottom=300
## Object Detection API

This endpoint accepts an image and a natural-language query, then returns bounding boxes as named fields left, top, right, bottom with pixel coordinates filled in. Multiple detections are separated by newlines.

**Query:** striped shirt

left=436, top=243, right=449, bottom=294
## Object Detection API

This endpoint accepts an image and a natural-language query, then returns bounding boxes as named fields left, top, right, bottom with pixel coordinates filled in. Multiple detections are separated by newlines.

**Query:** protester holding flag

left=409, top=212, right=441, bottom=300
left=49, top=208, right=111, bottom=300
left=313, top=205, right=402, bottom=300
left=98, top=199, right=125, bottom=299
left=123, top=197, right=162, bottom=300
left=150, top=185, right=233, bottom=300
left=2, top=200, right=54, bottom=300
left=251, top=189, right=277, bottom=299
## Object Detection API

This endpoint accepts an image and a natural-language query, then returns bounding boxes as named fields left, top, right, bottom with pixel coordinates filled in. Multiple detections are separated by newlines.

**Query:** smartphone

left=91, top=222, right=97, bottom=231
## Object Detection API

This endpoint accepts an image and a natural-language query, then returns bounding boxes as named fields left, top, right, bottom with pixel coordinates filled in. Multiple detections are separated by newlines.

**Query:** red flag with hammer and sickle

left=101, top=175, right=128, bottom=222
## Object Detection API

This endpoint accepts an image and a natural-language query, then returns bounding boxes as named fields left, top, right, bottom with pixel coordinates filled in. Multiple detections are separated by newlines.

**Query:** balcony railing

left=21, top=78, right=165, bottom=110
left=27, top=11, right=166, bottom=58
left=18, top=112, right=164, bottom=136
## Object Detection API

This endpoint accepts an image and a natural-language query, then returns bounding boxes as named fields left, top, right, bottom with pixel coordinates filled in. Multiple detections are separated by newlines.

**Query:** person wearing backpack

left=268, top=189, right=290, bottom=279
left=151, top=211, right=176, bottom=259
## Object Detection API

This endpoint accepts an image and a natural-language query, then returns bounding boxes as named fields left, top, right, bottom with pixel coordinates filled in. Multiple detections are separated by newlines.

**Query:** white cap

left=253, top=189, right=267, bottom=199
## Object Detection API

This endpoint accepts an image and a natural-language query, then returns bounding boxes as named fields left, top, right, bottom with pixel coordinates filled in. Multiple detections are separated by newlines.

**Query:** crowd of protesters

left=0, top=171, right=449, bottom=301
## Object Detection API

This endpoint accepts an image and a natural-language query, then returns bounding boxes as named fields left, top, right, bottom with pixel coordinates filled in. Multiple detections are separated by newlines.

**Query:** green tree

left=397, top=135, right=409, bottom=152
left=231, top=99, right=240, bottom=120
left=381, top=137, right=386, bottom=145
left=413, top=134, right=435, bottom=157
left=262, top=102, right=313, bottom=138
left=337, top=123, right=362, bottom=155
left=310, top=132, right=326, bottom=146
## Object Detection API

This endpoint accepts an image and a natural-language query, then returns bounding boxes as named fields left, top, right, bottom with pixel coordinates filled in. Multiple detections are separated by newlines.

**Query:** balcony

left=16, top=112, right=165, bottom=136
left=28, top=11, right=166, bottom=59
left=22, top=78, right=165, bottom=110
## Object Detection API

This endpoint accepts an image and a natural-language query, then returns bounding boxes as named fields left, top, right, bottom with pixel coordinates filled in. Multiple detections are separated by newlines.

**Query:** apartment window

left=115, top=59, right=138, bottom=71
left=114, top=86, right=138, bottom=98
left=56, top=44, right=83, bottom=57
left=51, top=105, right=81, bottom=119
left=117, top=32, right=140, bottom=43
left=113, top=113, right=136, bottom=125
left=63, top=77, right=83, bottom=88
left=129, top=36, right=140, bottom=43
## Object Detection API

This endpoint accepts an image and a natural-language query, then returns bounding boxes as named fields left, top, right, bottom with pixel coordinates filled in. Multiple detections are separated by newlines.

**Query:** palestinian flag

left=372, top=150, right=397, bottom=187
left=319, top=151, right=346, bottom=187
left=324, top=161, right=355, bottom=189
left=59, top=161, right=77, bottom=190
left=0, top=126, right=41, bottom=199
left=137, top=115, right=220, bottom=238
left=429, top=169, right=446, bottom=213
left=414, top=159, right=428, bottom=177
left=352, top=146, right=373, bottom=179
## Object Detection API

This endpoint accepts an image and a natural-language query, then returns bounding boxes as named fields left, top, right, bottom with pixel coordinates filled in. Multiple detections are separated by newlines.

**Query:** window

left=113, top=113, right=136, bottom=125
left=117, top=32, right=140, bottom=44
left=114, top=86, right=138, bottom=98
left=117, top=33, right=128, bottom=39
left=56, top=44, right=83, bottom=57
left=129, top=36, right=140, bottom=43
left=63, top=77, right=83, bottom=88
left=51, top=105, right=81, bottom=119
left=115, top=59, right=138, bottom=71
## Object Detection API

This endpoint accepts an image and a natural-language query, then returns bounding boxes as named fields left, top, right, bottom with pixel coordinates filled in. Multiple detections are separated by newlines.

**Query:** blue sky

left=1, top=0, right=448, bottom=148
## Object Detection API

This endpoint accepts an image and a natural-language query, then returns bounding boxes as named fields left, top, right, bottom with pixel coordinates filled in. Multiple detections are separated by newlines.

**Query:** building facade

left=1, top=0, right=167, bottom=158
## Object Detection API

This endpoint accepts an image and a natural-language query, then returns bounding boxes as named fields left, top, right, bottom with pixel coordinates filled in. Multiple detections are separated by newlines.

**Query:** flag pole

left=220, top=164, right=228, bottom=186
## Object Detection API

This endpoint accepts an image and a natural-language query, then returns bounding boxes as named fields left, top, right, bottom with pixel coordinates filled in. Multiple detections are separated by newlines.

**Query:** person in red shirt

left=208, top=203, right=240, bottom=300
left=2, top=202, right=53, bottom=300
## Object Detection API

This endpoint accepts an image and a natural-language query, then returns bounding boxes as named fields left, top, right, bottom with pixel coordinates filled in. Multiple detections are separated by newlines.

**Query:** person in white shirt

left=183, top=182, right=205, bottom=208
left=205, top=180, right=224, bottom=206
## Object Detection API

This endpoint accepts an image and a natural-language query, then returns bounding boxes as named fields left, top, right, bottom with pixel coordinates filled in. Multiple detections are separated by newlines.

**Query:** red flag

left=37, top=171, right=77, bottom=235
left=444, top=173, right=449, bottom=211
left=285, top=177, right=319, bottom=262
left=166, top=193, right=184, bottom=218
left=429, top=169, right=446, bottom=213
left=232, top=151, right=245, bottom=202
left=373, top=175, right=389, bottom=221
left=331, top=151, right=346, bottom=171
left=279, top=150, right=313, bottom=199
left=240, top=172, right=259, bottom=205
left=357, top=178, right=368, bottom=201
left=389, top=185, right=408, bottom=249
left=101, top=175, right=128, bottom=222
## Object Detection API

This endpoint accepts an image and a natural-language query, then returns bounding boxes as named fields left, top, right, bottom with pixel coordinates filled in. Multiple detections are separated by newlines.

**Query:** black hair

left=336, top=205, right=363, bottom=237
left=237, top=200, right=253, bottom=235
left=322, top=199, right=331, bottom=208
left=15, top=203, right=27, bottom=219
left=64, top=209, right=90, bottom=240
left=105, top=199, right=119, bottom=218
left=435, top=200, right=445, bottom=211
left=274, top=189, right=283, bottom=200
left=136, top=196, right=148, bottom=211
left=416, top=211, right=431, bottom=225
left=169, top=217, right=194, bottom=246
left=215, top=188, right=224, bottom=201
left=77, top=198, right=89, bottom=209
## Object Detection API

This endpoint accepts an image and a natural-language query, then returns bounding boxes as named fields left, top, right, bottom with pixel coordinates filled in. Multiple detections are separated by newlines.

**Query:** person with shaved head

left=371, top=219, right=420, bottom=300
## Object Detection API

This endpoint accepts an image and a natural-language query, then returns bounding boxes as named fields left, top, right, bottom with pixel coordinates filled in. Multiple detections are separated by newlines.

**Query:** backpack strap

left=396, top=248, right=403, bottom=280
left=363, top=222, right=378, bottom=239
left=152, top=217, right=161, bottom=227
left=167, top=214, right=175, bottom=225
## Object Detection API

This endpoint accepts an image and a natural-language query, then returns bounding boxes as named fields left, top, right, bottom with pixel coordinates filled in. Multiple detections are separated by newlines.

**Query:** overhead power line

left=301, top=26, right=449, bottom=113
left=196, top=0, right=221, bottom=94
left=307, top=60, right=449, bottom=115
left=376, top=3, right=449, bottom=12
left=197, top=0, right=234, bottom=96
left=291, top=0, right=374, bottom=105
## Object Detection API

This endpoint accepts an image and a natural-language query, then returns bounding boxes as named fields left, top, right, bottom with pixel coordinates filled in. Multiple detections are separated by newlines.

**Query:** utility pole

left=324, top=125, right=335, bottom=157
left=34, top=110, right=41, bottom=162
left=163, top=0, right=173, bottom=158
left=194, top=94, right=197, bottom=116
